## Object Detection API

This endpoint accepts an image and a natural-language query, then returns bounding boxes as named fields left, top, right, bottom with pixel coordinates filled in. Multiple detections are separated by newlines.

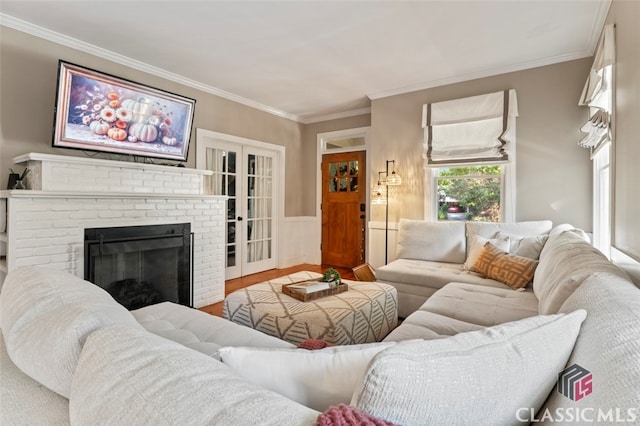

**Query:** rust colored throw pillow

left=471, top=242, right=538, bottom=289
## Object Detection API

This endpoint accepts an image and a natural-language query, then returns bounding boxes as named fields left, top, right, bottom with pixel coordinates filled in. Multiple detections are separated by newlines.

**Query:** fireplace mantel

left=13, top=152, right=212, bottom=174
left=14, top=152, right=212, bottom=195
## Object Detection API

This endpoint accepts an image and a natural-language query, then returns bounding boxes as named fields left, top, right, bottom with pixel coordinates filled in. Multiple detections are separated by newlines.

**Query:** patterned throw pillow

left=471, top=242, right=538, bottom=289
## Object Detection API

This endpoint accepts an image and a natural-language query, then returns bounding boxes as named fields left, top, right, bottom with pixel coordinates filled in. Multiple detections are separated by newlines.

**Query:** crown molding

left=368, top=0, right=612, bottom=102
left=0, top=13, right=302, bottom=123
left=368, top=50, right=593, bottom=101
left=301, top=107, right=372, bottom=124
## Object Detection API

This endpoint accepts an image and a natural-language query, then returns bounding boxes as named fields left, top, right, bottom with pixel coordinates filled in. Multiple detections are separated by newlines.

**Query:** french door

left=198, top=133, right=279, bottom=279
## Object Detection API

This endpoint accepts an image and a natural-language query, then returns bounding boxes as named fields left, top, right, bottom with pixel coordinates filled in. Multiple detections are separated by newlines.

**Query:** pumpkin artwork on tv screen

left=54, top=61, right=195, bottom=161
left=74, top=91, right=174, bottom=145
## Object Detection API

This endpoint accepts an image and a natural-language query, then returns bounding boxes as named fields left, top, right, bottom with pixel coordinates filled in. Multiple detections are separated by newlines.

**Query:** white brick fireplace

left=0, top=153, right=226, bottom=308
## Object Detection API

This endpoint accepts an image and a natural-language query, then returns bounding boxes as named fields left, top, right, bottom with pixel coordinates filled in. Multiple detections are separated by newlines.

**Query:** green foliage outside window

left=437, top=166, right=502, bottom=222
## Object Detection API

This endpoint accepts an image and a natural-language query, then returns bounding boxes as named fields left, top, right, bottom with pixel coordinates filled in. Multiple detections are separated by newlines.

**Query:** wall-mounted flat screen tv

left=52, top=60, right=196, bottom=162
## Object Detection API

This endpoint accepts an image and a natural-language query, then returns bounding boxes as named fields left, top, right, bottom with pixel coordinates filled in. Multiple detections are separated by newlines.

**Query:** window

left=436, top=165, right=503, bottom=222
left=422, top=90, right=517, bottom=223
left=592, top=143, right=611, bottom=257
left=577, top=24, right=614, bottom=258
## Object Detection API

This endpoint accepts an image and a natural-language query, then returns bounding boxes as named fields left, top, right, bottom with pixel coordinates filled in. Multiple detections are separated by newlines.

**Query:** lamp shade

left=372, top=183, right=387, bottom=205
left=386, top=171, right=402, bottom=186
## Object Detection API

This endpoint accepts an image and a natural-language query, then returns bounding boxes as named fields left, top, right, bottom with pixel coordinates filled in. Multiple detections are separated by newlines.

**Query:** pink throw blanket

left=316, top=404, right=397, bottom=426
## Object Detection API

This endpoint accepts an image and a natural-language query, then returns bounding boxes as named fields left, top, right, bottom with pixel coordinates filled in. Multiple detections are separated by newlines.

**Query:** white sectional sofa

left=2, top=224, right=639, bottom=425
left=377, top=219, right=554, bottom=317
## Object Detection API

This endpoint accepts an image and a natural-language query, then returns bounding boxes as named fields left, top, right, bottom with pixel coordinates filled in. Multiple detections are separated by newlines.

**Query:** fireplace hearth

left=84, top=223, right=192, bottom=310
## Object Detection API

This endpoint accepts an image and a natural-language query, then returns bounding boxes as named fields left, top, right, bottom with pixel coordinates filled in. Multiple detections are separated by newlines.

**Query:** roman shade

left=578, top=24, right=615, bottom=152
left=422, top=89, right=518, bottom=165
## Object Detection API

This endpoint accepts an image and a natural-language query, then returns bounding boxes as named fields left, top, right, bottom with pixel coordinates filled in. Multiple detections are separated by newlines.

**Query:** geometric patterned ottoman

left=223, top=271, right=398, bottom=345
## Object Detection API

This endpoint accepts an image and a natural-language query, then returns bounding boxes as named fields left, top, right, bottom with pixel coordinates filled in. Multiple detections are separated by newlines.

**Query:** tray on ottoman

left=282, top=281, right=348, bottom=302
left=223, top=271, right=398, bottom=345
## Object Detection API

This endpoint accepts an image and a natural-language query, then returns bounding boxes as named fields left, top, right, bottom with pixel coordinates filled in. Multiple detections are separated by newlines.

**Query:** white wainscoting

left=279, top=217, right=320, bottom=268
left=367, top=221, right=399, bottom=269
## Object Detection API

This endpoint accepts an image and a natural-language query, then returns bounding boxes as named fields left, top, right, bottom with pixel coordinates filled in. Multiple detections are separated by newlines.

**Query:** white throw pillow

left=463, top=234, right=510, bottom=270
left=466, top=221, right=553, bottom=256
left=396, top=219, right=466, bottom=263
left=352, top=310, right=587, bottom=426
left=219, top=342, right=395, bottom=412
left=0, top=267, right=143, bottom=398
left=496, top=231, right=548, bottom=260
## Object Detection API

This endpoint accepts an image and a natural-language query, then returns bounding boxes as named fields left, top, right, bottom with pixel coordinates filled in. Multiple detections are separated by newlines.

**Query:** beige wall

left=369, top=58, right=594, bottom=230
left=2, top=23, right=620, bottom=240
left=606, top=0, right=640, bottom=260
left=0, top=26, right=309, bottom=217
left=301, top=115, right=371, bottom=216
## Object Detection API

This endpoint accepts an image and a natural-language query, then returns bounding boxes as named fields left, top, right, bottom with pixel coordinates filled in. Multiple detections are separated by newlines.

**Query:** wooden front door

left=321, top=151, right=366, bottom=268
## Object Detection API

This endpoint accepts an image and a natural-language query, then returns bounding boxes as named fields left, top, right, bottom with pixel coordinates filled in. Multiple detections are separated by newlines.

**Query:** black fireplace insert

left=84, top=223, right=192, bottom=310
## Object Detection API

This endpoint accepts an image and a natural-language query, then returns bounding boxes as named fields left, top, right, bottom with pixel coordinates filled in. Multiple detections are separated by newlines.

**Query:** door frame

left=316, top=126, right=371, bottom=264
left=196, top=128, right=285, bottom=277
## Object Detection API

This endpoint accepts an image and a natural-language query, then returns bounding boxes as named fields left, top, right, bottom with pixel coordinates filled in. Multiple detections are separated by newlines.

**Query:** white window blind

left=578, top=24, right=615, bottom=152
left=422, top=89, right=518, bottom=165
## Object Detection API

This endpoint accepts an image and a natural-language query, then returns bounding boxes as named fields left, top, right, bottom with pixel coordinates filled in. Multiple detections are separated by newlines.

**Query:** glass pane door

left=204, top=143, right=242, bottom=279
left=243, top=148, right=276, bottom=275
left=197, top=132, right=279, bottom=280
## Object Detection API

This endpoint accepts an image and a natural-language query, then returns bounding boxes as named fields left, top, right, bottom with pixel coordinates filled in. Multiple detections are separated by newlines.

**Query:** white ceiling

left=1, top=1, right=610, bottom=123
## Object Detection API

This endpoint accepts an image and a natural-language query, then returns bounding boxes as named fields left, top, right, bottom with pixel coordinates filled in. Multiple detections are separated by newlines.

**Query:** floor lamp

left=372, top=160, right=402, bottom=264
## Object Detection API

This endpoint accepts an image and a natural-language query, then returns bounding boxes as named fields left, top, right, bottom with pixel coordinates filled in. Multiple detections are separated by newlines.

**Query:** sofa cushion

left=0, top=331, right=70, bottom=426
left=533, top=228, right=629, bottom=314
left=383, top=310, right=484, bottom=341
left=218, top=342, right=395, bottom=412
left=0, top=266, right=142, bottom=398
left=132, top=301, right=293, bottom=359
left=420, top=282, right=539, bottom=327
left=352, top=310, right=586, bottom=426
left=396, top=219, right=466, bottom=263
left=471, top=242, right=538, bottom=289
left=69, top=324, right=319, bottom=425
left=376, top=259, right=509, bottom=291
left=539, top=273, right=640, bottom=419
left=548, top=223, right=590, bottom=239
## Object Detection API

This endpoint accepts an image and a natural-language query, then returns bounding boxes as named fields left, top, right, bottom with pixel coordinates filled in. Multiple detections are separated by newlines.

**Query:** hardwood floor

left=198, top=264, right=356, bottom=317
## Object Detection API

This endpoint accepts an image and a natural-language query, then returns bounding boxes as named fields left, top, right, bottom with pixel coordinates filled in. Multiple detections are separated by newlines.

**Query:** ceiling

left=1, top=1, right=610, bottom=123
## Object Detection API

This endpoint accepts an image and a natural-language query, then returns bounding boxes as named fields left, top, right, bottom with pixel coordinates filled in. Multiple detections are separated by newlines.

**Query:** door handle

left=360, top=214, right=365, bottom=219
left=237, top=216, right=243, bottom=221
